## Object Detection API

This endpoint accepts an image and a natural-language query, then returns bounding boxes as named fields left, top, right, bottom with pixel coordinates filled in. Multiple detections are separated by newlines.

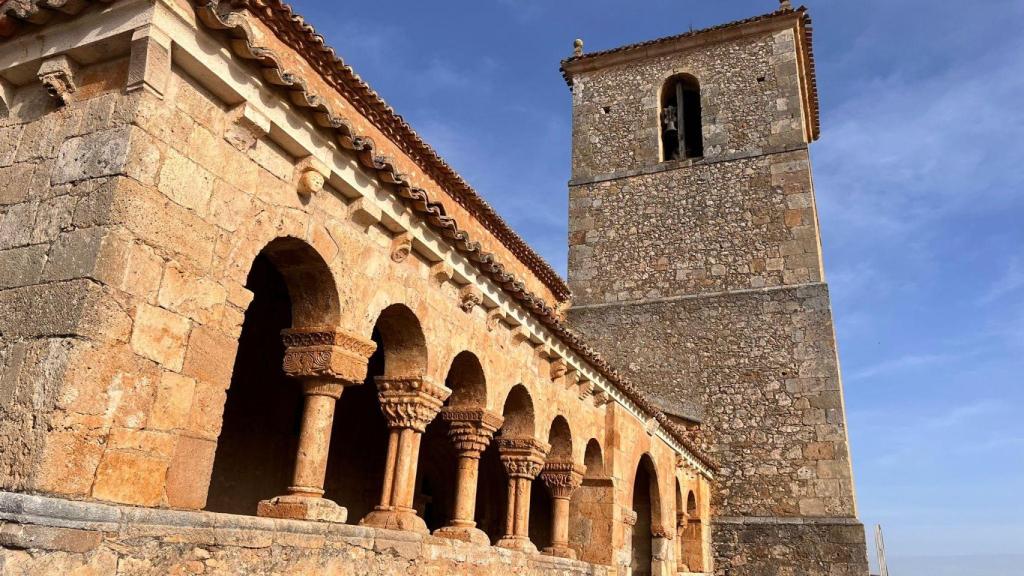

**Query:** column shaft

left=451, top=454, right=480, bottom=526
left=289, top=391, right=337, bottom=495
left=550, top=496, right=570, bottom=548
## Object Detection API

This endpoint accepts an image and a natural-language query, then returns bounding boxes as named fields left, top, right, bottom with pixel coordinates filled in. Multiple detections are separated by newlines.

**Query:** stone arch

left=415, top=350, right=489, bottom=532
left=500, top=384, right=535, bottom=438
left=583, top=439, right=605, bottom=478
left=630, top=453, right=663, bottom=576
left=547, top=416, right=573, bottom=461
left=373, top=303, right=428, bottom=379
left=681, top=489, right=704, bottom=572
left=205, top=236, right=340, bottom=515
left=659, top=73, right=704, bottom=161
left=445, top=351, right=488, bottom=408
left=569, top=436, right=614, bottom=564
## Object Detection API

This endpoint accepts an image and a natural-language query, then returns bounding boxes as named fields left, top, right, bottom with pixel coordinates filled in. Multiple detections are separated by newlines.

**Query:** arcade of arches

left=204, top=235, right=712, bottom=571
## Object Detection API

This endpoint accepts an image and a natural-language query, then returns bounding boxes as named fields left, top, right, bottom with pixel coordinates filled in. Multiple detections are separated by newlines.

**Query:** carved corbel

left=561, top=367, right=579, bottom=390
left=645, top=417, right=658, bottom=436
left=390, top=231, right=412, bottom=263
left=349, top=197, right=382, bottom=229
left=593, top=389, right=612, bottom=407
left=577, top=377, right=594, bottom=400
left=225, top=102, right=271, bottom=151
left=37, top=55, right=78, bottom=106
left=509, top=325, right=531, bottom=346
left=430, top=262, right=453, bottom=285
left=486, top=307, right=505, bottom=332
left=459, top=285, right=482, bottom=313
left=127, top=24, right=172, bottom=98
left=295, top=156, right=329, bottom=196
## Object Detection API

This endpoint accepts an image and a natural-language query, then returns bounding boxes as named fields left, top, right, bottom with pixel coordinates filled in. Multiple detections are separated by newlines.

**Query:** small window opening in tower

left=660, top=74, right=703, bottom=161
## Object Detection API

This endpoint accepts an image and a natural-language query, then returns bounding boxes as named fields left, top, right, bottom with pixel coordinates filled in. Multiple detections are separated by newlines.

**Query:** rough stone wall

left=570, top=29, right=806, bottom=181
left=0, top=57, right=141, bottom=494
left=570, top=286, right=855, bottom=518
left=713, top=519, right=870, bottom=576
left=566, top=19, right=868, bottom=576
left=569, top=150, right=821, bottom=306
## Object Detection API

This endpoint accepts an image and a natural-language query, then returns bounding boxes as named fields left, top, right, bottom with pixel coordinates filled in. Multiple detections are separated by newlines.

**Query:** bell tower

left=563, top=5, right=870, bottom=576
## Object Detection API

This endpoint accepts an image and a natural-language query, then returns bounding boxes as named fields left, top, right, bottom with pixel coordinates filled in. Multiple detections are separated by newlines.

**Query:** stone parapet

left=0, top=491, right=606, bottom=575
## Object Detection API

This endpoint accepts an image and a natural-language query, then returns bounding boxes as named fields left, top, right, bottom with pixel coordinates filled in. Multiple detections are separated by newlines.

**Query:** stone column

left=676, top=512, right=688, bottom=572
left=495, top=437, right=550, bottom=553
left=257, top=327, right=376, bottom=523
left=651, top=524, right=674, bottom=576
left=619, top=509, right=639, bottom=575
left=433, top=408, right=504, bottom=545
left=540, top=460, right=586, bottom=559
left=359, top=376, right=451, bottom=533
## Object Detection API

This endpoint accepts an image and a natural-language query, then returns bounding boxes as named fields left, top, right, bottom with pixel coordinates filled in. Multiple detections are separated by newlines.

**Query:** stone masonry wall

left=570, top=29, right=805, bottom=181
left=0, top=57, right=142, bottom=494
left=712, top=519, right=870, bottom=576
left=569, top=285, right=856, bottom=518
left=569, top=149, right=821, bottom=306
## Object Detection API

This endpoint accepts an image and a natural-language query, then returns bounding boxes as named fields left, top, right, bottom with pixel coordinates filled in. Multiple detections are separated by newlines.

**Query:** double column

left=359, top=376, right=451, bottom=533
left=495, top=437, right=550, bottom=553
left=434, top=408, right=504, bottom=544
left=540, top=461, right=586, bottom=559
left=257, top=327, right=377, bottom=523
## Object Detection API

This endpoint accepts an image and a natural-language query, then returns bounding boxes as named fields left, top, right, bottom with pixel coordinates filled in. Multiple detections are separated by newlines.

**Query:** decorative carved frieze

left=37, top=55, right=77, bottom=105
left=375, top=376, right=452, bottom=432
left=496, top=437, right=550, bottom=479
left=540, top=460, right=586, bottom=499
left=281, top=327, right=377, bottom=385
left=459, top=285, right=482, bottom=312
left=441, top=408, right=504, bottom=454
left=390, top=232, right=412, bottom=263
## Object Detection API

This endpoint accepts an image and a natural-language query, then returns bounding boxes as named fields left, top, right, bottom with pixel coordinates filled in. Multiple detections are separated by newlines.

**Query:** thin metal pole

left=875, top=524, right=889, bottom=576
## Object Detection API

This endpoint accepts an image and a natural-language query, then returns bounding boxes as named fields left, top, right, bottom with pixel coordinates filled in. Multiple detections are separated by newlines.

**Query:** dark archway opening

left=205, top=252, right=302, bottom=515
left=631, top=459, right=655, bottom=576
left=415, top=416, right=456, bottom=531
left=528, top=477, right=553, bottom=548
left=477, top=440, right=507, bottom=543
left=660, top=74, right=703, bottom=161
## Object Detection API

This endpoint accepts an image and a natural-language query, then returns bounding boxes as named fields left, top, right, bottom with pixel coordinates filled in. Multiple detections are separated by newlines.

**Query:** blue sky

left=288, top=1, right=1024, bottom=572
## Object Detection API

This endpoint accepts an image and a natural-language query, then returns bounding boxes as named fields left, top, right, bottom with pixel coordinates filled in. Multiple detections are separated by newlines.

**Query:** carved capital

left=37, top=55, right=78, bottom=106
left=375, top=376, right=452, bottom=432
left=651, top=524, right=674, bottom=540
left=441, top=408, right=504, bottom=454
left=540, top=460, right=586, bottom=499
left=496, top=437, right=550, bottom=479
left=281, top=327, right=376, bottom=385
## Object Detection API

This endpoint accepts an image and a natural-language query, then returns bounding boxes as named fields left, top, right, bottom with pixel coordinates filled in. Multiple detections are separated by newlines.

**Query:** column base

left=359, top=506, right=428, bottom=534
left=495, top=535, right=538, bottom=554
left=433, top=524, right=491, bottom=545
left=256, top=495, right=347, bottom=523
left=542, top=545, right=577, bottom=560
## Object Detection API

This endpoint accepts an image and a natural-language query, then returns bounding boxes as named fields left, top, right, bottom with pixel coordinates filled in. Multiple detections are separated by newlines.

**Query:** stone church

left=0, top=0, right=869, bottom=574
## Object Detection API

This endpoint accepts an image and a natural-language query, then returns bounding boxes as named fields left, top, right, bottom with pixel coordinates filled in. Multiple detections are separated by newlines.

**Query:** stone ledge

left=0, top=491, right=597, bottom=572
left=568, top=143, right=808, bottom=187
left=713, top=515, right=863, bottom=526
left=570, top=282, right=829, bottom=311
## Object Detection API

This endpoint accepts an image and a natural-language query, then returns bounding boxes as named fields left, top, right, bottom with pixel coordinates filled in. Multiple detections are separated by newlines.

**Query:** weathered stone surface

left=52, top=126, right=131, bottom=185
left=129, top=304, right=192, bottom=371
